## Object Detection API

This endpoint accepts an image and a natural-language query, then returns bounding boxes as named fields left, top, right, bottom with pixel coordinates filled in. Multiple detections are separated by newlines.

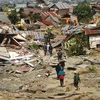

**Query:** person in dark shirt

left=57, top=50, right=63, bottom=61
left=58, top=68, right=65, bottom=87
left=74, top=71, right=80, bottom=90
left=43, top=43, right=47, bottom=56
left=55, top=63, right=62, bottom=80
left=59, top=60, right=65, bottom=70
left=49, top=43, right=53, bottom=56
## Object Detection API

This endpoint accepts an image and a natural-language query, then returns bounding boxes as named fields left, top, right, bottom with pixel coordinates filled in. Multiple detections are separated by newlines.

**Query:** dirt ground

left=0, top=49, right=100, bottom=100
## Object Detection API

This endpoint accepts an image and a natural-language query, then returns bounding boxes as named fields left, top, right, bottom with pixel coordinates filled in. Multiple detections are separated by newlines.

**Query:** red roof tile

left=85, top=29, right=100, bottom=35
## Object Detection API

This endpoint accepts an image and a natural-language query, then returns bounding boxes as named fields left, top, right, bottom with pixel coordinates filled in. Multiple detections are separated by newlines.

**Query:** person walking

left=59, top=60, right=65, bottom=70
left=43, top=43, right=47, bottom=56
left=58, top=68, right=65, bottom=87
left=57, top=49, right=63, bottom=61
left=74, top=71, right=80, bottom=90
left=55, top=63, right=61, bottom=79
left=49, top=43, right=53, bottom=56
left=46, top=43, right=50, bottom=55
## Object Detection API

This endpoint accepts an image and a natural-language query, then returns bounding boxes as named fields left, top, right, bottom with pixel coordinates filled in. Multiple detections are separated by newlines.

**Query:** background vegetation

left=73, top=2, right=93, bottom=23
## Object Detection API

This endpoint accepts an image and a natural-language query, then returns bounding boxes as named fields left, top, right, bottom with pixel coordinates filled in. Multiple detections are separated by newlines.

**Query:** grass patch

left=88, top=65, right=97, bottom=73
left=29, top=43, right=39, bottom=50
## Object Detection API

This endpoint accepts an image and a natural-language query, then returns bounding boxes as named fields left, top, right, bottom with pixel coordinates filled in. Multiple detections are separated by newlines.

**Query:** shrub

left=29, top=43, right=39, bottom=50
left=66, top=33, right=87, bottom=56
left=67, top=44, right=86, bottom=56
left=88, top=65, right=97, bottom=73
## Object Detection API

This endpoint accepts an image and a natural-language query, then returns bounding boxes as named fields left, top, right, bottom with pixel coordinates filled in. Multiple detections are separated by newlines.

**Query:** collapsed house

left=63, top=25, right=83, bottom=49
left=0, top=21, right=42, bottom=70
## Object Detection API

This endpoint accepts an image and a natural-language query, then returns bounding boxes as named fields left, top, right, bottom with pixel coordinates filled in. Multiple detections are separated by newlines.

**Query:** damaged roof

left=41, top=20, right=54, bottom=26
left=52, top=40, right=63, bottom=48
left=49, top=14, right=60, bottom=23
left=61, top=25, right=69, bottom=31
left=13, top=34, right=26, bottom=41
left=65, top=25, right=83, bottom=35
left=0, top=12, right=11, bottom=23
left=52, top=35, right=66, bottom=48
left=85, top=29, right=100, bottom=35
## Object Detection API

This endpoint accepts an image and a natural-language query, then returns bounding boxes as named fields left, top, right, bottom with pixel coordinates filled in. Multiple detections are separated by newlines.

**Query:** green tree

left=18, top=8, right=27, bottom=18
left=33, top=13, right=42, bottom=22
left=8, top=9, right=18, bottom=24
left=28, top=12, right=42, bottom=23
left=67, top=33, right=87, bottom=56
left=73, top=2, right=92, bottom=23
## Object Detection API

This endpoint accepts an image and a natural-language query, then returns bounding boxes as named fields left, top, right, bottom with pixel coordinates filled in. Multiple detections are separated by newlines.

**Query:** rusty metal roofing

left=41, top=20, right=54, bottom=26
left=85, top=29, right=100, bottom=35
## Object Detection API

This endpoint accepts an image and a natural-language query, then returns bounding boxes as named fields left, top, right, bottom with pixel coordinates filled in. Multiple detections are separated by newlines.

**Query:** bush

left=67, top=44, right=86, bottom=56
left=88, top=66, right=97, bottom=73
left=29, top=43, right=39, bottom=50
left=66, top=34, right=87, bottom=56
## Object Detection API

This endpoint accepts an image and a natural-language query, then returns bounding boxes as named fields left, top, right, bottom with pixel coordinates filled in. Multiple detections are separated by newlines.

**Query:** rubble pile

left=0, top=23, right=100, bottom=100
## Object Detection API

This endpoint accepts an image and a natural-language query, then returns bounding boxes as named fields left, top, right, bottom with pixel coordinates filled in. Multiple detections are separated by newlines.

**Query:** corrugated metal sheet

left=15, top=4, right=27, bottom=8
left=52, top=40, right=63, bottom=48
left=0, top=12, right=11, bottom=23
left=49, top=2, right=70, bottom=10
left=0, top=47, right=9, bottom=57
left=61, top=25, right=69, bottom=31
left=50, top=14, right=59, bottom=23
left=41, top=11, right=50, bottom=19
left=0, top=56, right=10, bottom=61
left=65, top=26, right=82, bottom=35
left=42, top=0, right=50, bottom=4
left=41, top=11, right=59, bottom=21
left=14, top=31, right=44, bottom=40
left=48, top=3, right=53, bottom=8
